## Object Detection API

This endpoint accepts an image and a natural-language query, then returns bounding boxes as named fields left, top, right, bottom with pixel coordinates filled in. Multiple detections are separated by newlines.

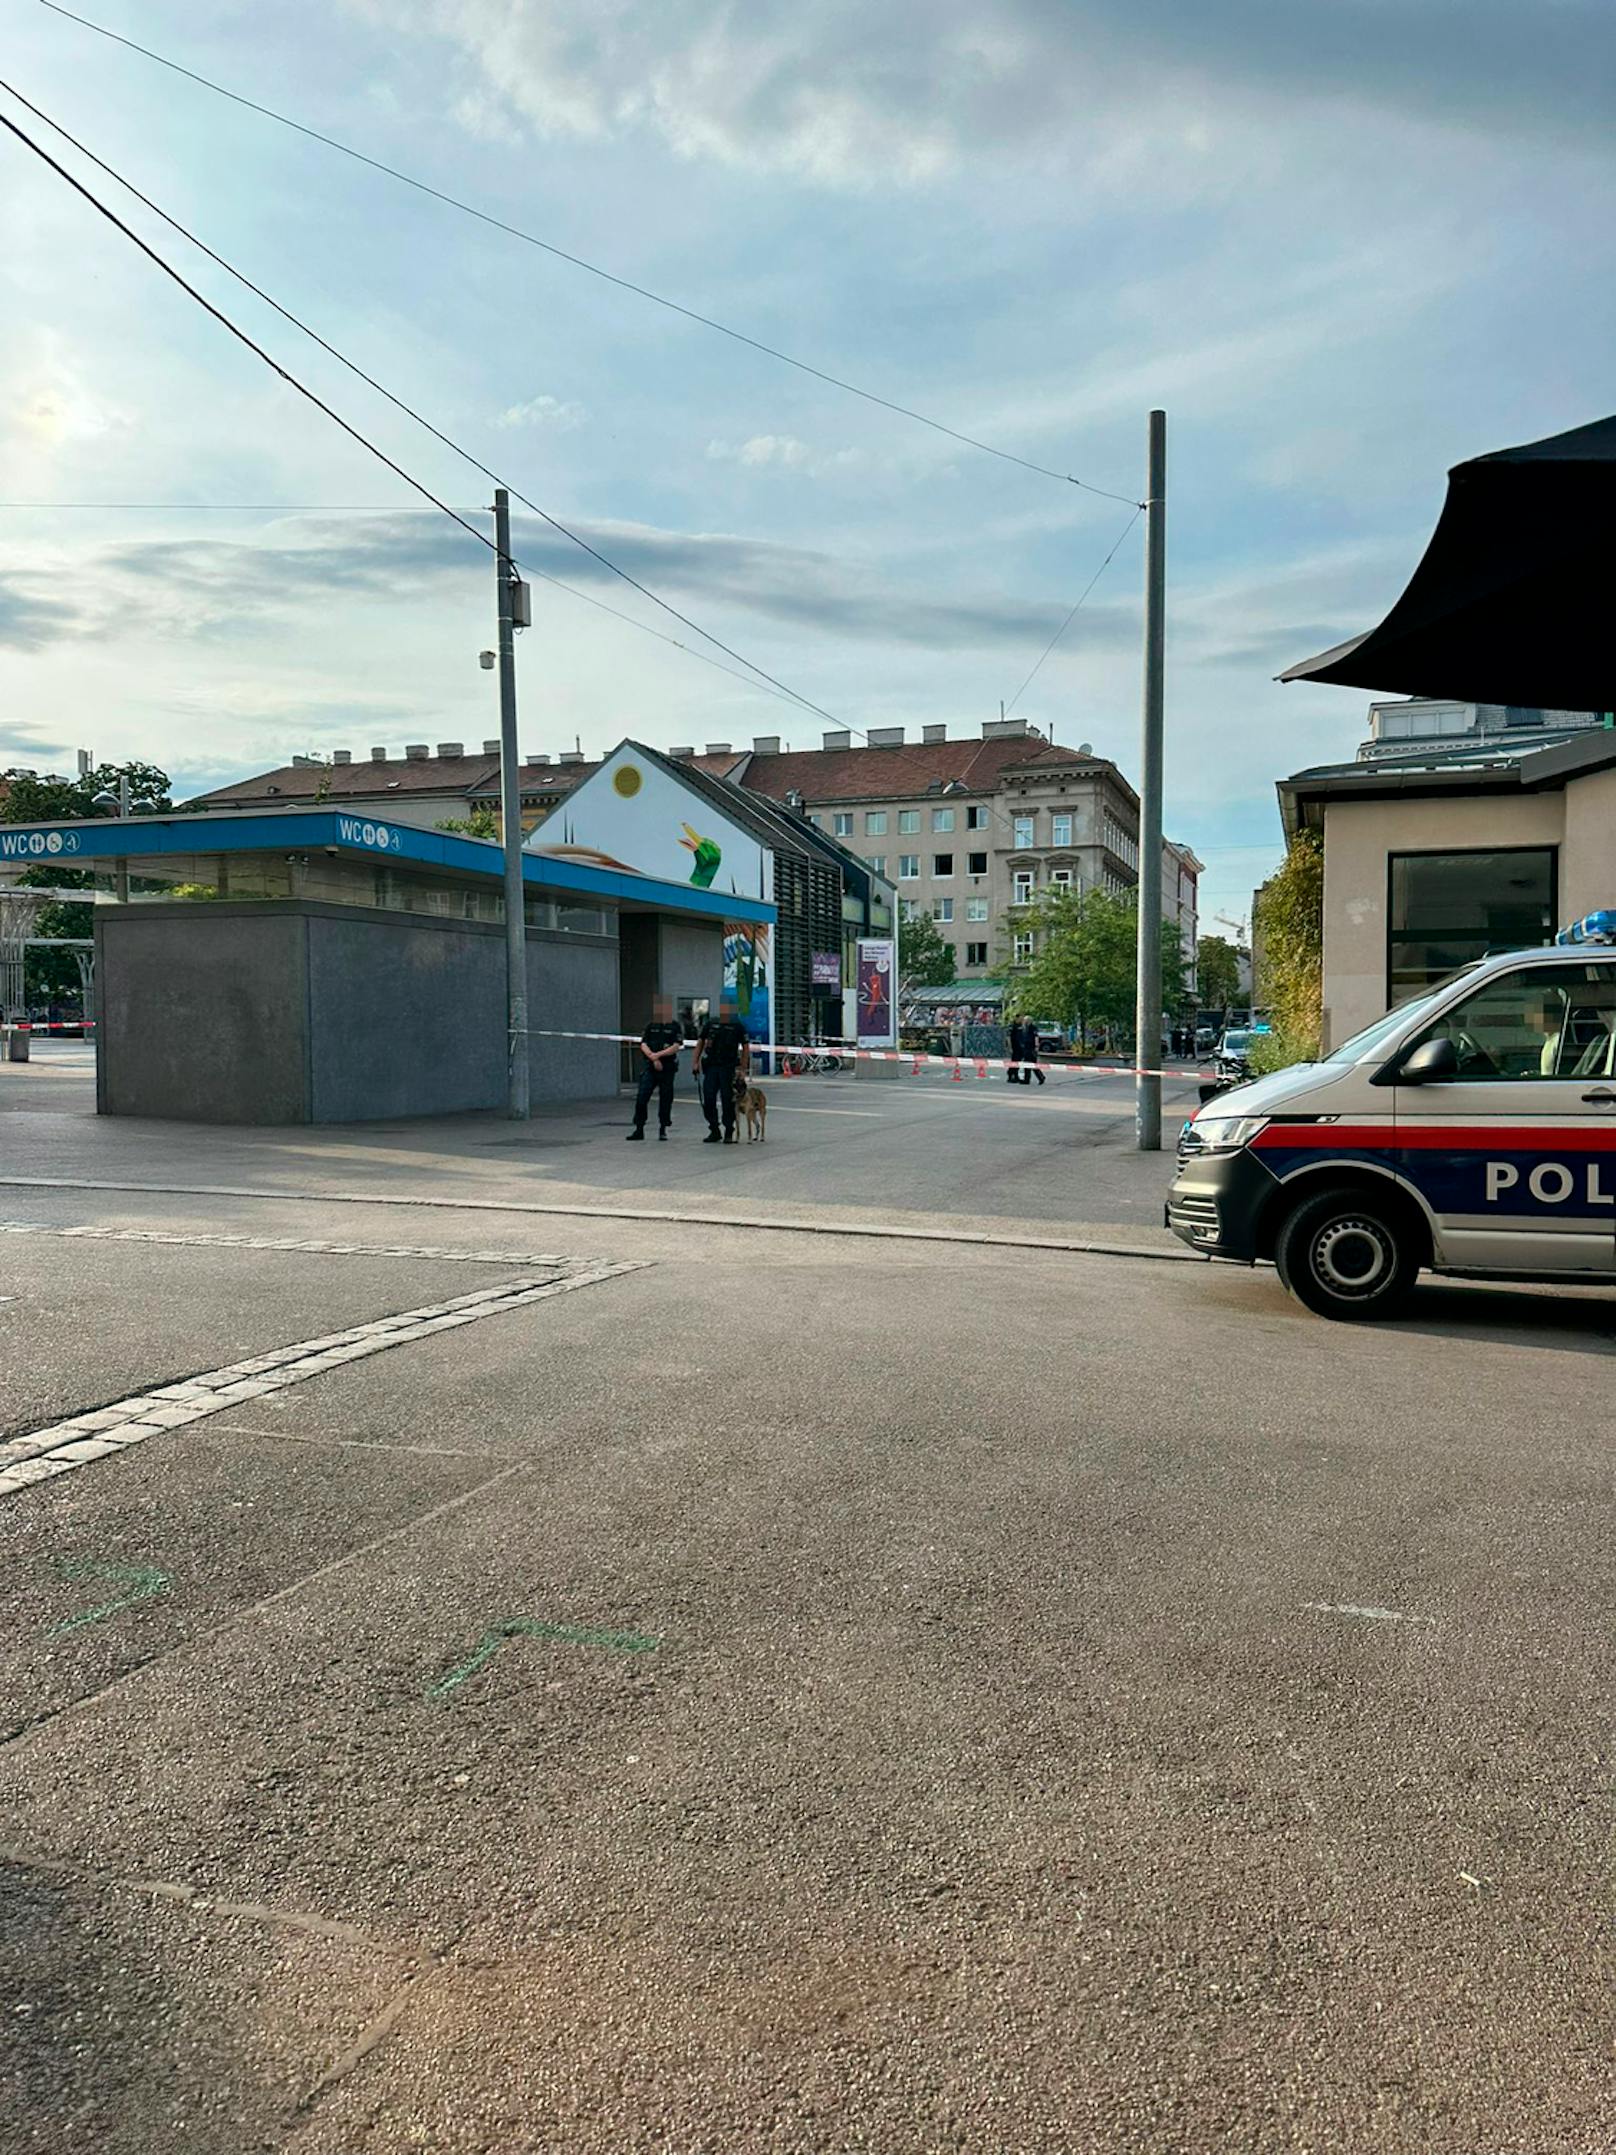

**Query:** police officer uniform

left=629, top=1016, right=684, bottom=1138
left=696, top=1014, right=749, bottom=1143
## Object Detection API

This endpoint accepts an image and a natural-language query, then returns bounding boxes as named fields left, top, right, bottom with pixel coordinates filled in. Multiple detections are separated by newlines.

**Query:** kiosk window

left=1388, top=848, right=1555, bottom=1002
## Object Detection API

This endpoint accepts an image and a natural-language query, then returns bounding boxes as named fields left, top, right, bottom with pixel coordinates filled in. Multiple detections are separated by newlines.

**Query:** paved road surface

left=2, top=1053, right=1613, bottom=2151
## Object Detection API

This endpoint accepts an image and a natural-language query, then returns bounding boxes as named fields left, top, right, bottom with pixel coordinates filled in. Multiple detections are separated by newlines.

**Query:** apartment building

left=194, top=719, right=1198, bottom=991
left=737, top=718, right=1198, bottom=986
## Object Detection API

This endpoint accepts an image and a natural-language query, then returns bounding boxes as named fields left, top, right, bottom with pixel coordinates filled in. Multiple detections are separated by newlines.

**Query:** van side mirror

left=1396, top=1035, right=1458, bottom=1084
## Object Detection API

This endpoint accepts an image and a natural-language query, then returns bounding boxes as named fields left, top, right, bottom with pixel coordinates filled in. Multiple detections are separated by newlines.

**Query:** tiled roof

left=738, top=737, right=1109, bottom=806
left=189, top=756, right=499, bottom=806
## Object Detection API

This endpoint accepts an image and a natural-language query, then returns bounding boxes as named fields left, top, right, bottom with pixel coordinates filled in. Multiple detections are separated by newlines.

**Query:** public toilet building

left=0, top=806, right=772, bottom=1123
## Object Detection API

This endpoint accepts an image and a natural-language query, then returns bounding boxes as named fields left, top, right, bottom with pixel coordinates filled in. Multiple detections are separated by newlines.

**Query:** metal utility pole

left=1135, top=409, right=1167, bottom=1151
left=115, top=772, right=130, bottom=905
left=493, top=488, right=530, bottom=1119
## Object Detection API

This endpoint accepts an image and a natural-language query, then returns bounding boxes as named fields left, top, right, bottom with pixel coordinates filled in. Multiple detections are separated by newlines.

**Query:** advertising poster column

left=856, top=938, right=897, bottom=1053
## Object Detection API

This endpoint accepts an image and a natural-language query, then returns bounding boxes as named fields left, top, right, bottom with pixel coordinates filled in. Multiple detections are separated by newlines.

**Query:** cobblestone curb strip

left=0, top=1261, right=645, bottom=1500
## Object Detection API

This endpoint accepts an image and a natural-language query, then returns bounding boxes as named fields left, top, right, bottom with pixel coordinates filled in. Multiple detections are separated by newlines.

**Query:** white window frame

left=1013, top=932, right=1034, bottom=963
left=832, top=811, right=853, bottom=838
left=965, top=897, right=989, bottom=922
left=1013, top=815, right=1035, bottom=850
left=965, top=941, right=989, bottom=966
left=1050, top=868, right=1073, bottom=891
left=933, top=852, right=954, bottom=877
left=932, top=807, right=955, bottom=833
left=1012, top=869, right=1035, bottom=905
left=898, top=853, right=920, bottom=880
left=966, top=805, right=988, bottom=830
left=865, top=810, right=887, bottom=836
left=898, top=808, right=921, bottom=834
left=967, top=850, right=989, bottom=877
left=933, top=897, right=953, bottom=923
left=868, top=855, right=886, bottom=877
left=1051, top=813, right=1072, bottom=847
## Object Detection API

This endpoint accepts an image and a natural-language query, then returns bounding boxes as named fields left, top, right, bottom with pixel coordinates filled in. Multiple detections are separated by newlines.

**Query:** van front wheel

left=1273, top=1186, right=1418, bottom=1320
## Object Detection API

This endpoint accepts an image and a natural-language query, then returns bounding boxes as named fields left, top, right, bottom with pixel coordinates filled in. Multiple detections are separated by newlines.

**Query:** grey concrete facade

left=96, top=901, right=621, bottom=1124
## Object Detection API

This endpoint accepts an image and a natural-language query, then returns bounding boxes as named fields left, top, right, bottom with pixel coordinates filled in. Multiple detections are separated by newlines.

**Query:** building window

left=832, top=812, right=853, bottom=838
left=1051, top=868, right=1073, bottom=891
left=1051, top=813, right=1072, bottom=847
left=898, top=853, right=920, bottom=880
left=868, top=855, right=886, bottom=876
left=865, top=810, right=887, bottom=836
left=967, top=850, right=989, bottom=877
left=932, top=806, right=955, bottom=832
left=900, top=896, right=922, bottom=922
left=1387, top=847, right=1556, bottom=1003
left=1012, top=869, right=1035, bottom=905
left=933, top=852, right=954, bottom=877
left=1013, top=815, right=1035, bottom=849
left=966, top=806, right=988, bottom=830
left=965, top=897, right=989, bottom=922
left=1103, top=814, right=1138, bottom=869
left=898, top=809, right=920, bottom=834
left=1013, top=932, right=1034, bottom=962
left=965, top=941, right=989, bottom=966
left=933, top=897, right=953, bottom=923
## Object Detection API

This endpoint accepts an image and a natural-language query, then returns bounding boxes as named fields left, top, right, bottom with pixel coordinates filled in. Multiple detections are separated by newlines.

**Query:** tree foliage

left=1195, top=933, right=1243, bottom=1012
left=897, top=905, right=956, bottom=993
left=437, top=807, right=503, bottom=841
left=2, top=760, right=173, bottom=1003
left=1251, top=829, right=1323, bottom=1070
left=1003, top=885, right=1185, bottom=1041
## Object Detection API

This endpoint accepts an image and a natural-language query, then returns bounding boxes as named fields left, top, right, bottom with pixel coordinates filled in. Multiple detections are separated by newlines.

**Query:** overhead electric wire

left=1001, top=505, right=1143, bottom=720
left=0, top=106, right=495, bottom=561
left=2, top=82, right=1141, bottom=825
left=36, top=0, right=1143, bottom=508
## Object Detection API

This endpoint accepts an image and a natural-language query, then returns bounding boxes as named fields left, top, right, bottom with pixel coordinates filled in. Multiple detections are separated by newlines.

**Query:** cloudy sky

left=3, top=0, right=1612, bottom=925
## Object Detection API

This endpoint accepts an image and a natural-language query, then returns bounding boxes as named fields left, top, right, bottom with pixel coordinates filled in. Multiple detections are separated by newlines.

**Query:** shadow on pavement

left=1381, top=1278, right=1616, bottom=1353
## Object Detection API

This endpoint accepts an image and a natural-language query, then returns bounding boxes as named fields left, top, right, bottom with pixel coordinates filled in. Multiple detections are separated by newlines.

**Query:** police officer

left=693, top=990, right=750, bottom=1145
left=627, top=993, right=685, bottom=1141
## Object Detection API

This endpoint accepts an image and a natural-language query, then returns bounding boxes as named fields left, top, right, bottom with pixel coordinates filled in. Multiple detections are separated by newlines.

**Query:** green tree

left=1196, top=933, right=1242, bottom=1012
left=2, top=760, right=172, bottom=1003
left=1251, top=830, right=1323, bottom=1071
left=1003, top=885, right=1185, bottom=1044
left=898, top=904, right=956, bottom=993
left=437, top=807, right=502, bottom=841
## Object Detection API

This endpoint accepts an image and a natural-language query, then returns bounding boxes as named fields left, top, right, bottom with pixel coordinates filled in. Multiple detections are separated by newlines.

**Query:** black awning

left=1281, top=414, right=1616, bottom=710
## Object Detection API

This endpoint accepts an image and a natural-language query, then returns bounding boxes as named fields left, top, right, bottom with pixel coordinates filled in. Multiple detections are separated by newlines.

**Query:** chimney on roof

left=981, top=718, right=1031, bottom=740
left=922, top=724, right=947, bottom=745
left=558, top=750, right=583, bottom=765
left=531, top=753, right=551, bottom=766
left=752, top=735, right=781, bottom=755
left=705, top=742, right=732, bottom=755
left=822, top=730, right=851, bottom=751
left=437, top=741, right=463, bottom=758
left=670, top=746, right=695, bottom=759
left=483, top=739, right=500, bottom=754
left=404, top=743, right=429, bottom=761
left=371, top=746, right=388, bottom=761
left=867, top=726, right=904, bottom=747
left=332, top=749, right=352, bottom=766
left=785, top=788, right=805, bottom=811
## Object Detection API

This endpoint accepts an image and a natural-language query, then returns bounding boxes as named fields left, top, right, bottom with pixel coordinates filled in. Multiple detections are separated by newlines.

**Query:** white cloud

left=707, top=434, right=863, bottom=476
left=494, top=395, right=587, bottom=430
left=361, top=0, right=1615, bottom=187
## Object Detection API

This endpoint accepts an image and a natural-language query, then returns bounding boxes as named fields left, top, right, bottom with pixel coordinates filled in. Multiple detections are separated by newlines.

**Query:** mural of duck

left=679, top=822, right=722, bottom=888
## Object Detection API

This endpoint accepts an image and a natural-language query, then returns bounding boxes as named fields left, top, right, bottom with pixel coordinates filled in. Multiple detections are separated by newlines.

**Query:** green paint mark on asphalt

left=428, top=1618, right=659, bottom=1701
left=50, top=1558, right=171, bottom=1634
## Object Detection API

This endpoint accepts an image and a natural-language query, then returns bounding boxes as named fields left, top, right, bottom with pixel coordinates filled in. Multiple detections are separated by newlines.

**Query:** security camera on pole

left=492, top=487, right=532, bottom=1119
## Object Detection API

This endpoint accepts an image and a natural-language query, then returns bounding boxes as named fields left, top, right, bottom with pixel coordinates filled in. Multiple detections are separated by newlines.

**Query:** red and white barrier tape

left=522, top=1025, right=1203, bottom=1084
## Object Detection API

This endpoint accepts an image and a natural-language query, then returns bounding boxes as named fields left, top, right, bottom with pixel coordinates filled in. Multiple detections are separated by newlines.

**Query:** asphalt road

left=2, top=1053, right=1614, bottom=2152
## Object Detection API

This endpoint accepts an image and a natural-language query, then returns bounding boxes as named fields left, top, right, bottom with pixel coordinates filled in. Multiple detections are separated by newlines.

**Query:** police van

left=1167, top=915, right=1616, bottom=1319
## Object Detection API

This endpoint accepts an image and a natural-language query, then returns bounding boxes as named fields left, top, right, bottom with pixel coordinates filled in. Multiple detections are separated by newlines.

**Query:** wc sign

left=0, top=828, right=80, bottom=860
left=335, top=816, right=402, bottom=853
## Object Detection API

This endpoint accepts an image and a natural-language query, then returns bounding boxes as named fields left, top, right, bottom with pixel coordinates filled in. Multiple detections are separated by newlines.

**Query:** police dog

left=734, top=1071, right=768, bottom=1142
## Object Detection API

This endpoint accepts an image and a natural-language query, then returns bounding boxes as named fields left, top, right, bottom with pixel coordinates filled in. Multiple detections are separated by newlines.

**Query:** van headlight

left=1180, top=1115, right=1269, bottom=1157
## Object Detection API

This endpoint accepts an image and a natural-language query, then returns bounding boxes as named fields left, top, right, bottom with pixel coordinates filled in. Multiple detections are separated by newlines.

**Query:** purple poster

left=856, top=938, right=896, bottom=1045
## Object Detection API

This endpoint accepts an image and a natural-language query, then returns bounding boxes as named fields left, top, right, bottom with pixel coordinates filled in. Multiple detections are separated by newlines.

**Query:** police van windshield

left=1318, top=975, right=1478, bottom=1065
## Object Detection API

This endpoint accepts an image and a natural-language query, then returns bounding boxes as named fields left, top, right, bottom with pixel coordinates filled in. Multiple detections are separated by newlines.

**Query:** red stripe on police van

left=1253, top=1122, right=1616, bottom=1153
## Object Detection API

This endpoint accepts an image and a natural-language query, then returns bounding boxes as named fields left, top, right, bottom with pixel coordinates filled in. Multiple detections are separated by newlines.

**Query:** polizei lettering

left=1485, top=1160, right=1615, bottom=1206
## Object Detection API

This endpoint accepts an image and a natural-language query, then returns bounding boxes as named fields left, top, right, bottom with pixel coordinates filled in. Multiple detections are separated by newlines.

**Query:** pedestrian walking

left=627, top=993, right=684, bottom=1141
left=1008, top=1018, right=1046, bottom=1085
left=693, top=990, right=750, bottom=1144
